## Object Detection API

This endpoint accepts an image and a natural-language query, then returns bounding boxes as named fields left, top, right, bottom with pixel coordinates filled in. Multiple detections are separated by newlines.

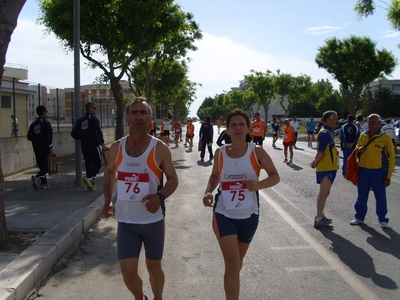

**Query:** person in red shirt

left=173, top=118, right=182, bottom=146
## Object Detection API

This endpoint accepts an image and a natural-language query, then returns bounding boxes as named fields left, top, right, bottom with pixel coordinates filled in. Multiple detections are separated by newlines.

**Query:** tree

left=307, top=79, right=345, bottom=117
left=355, top=1, right=400, bottom=31
left=0, top=0, right=27, bottom=246
left=244, top=69, right=275, bottom=122
left=151, top=58, right=197, bottom=119
left=224, top=89, right=254, bottom=113
left=197, top=96, right=215, bottom=120
left=39, top=0, right=198, bottom=139
left=126, top=9, right=201, bottom=103
left=273, top=71, right=312, bottom=117
left=315, top=35, right=397, bottom=115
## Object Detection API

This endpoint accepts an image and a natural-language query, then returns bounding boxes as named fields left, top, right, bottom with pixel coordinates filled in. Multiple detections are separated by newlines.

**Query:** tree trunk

left=0, top=0, right=27, bottom=246
left=110, top=79, right=125, bottom=140
left=0, top=0, right=27, bottom=80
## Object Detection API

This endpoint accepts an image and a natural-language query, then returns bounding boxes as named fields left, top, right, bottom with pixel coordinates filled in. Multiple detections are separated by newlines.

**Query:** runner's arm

left=102, top=140, right=119, bottom=218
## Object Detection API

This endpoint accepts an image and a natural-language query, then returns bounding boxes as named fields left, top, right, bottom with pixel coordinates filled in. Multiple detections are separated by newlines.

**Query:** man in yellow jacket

left=350, top=114, right=395, bottom=228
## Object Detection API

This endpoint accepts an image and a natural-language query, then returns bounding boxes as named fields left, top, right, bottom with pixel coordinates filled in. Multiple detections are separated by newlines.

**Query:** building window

left=1, top=95, right=11, bottom=108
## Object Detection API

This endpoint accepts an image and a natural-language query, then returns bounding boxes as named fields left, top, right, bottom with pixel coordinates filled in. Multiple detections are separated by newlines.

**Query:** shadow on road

left=360, top=225, right=400, bottom=261
left=319, top=230, right=398, bottom=290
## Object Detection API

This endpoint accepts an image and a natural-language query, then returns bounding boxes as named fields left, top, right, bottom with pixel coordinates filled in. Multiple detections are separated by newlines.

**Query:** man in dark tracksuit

left=340, top=114, right=360, bottom=177
left=71, top=102, right=109, bottom=191
left=27, top=105, right=54, bottom=190
left=199, top=116, right=214, bottom=161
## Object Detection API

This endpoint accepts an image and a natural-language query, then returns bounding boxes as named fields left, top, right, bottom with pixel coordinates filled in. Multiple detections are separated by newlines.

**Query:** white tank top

left=114, top=136, right=164, bottom=224
left=214, top=143, right=261, bottom=219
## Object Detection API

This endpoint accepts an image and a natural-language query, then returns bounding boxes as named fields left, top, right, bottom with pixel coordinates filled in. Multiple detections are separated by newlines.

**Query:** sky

left=6, top=0, right=400, bottom=117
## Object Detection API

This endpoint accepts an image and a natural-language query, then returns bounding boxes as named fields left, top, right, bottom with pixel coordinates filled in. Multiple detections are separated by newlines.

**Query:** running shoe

left=283, top=158, right=287, bottom=163
left=379, top=222, right=388, bottom=229
left=322, top=214, right=332, bottom=224
left=83, top=178, right=96, bottom=191
left=31, top=175, right=39, bottom=191
left=41, top=183, right=51, bottom=189
left=314, top=217, right=334, bottom=230
left=288, top=160, right=292, bottom=164
left=350, top=219, right=364, bottom=226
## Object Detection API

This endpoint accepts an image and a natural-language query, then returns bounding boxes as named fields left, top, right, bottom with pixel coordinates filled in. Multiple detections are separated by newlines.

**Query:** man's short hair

left=36, top=105, right=47, bottom=116
left=85, top=102, right=96, bottom=112
left=347, top=114, right=355, bottom=122
left=322, top=110, right=337, bottom=122
left=126, top=97, right=152, bottom=116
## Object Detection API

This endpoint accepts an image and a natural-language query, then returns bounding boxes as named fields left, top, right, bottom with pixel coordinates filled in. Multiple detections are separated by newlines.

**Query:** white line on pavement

left=260, top=189, right=380, bottom=300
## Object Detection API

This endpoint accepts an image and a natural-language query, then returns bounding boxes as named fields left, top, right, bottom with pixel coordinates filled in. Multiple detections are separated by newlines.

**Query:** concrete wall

left=1, top=127, right=125, bottom=177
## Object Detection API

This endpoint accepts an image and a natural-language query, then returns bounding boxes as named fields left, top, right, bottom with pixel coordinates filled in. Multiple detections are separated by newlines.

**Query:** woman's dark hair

left=226, top=109, right=252, bottom=142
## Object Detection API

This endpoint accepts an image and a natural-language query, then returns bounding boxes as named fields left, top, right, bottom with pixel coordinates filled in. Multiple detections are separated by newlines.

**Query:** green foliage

left=315, top=35, right=397, bottom=115
left=38, top=0, right=201, bottom=139
left=355, top=0, right=400, bottom=32
left=354, top=0, right=375, bottom=19
left=197, top=97, right=215, bottom=120
left=363, top=84, right=400, bottom=116
left=273, top=71, right=312, bottom=116
left=244, top=69, right=275, bottom=120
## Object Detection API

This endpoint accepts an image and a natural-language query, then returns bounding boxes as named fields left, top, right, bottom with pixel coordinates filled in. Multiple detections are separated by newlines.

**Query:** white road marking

left=260, top=189, right=380, bottom=300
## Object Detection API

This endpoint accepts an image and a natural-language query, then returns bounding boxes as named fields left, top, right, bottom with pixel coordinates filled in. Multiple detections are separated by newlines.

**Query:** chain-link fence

left=1, top=79, right=116, bottom=138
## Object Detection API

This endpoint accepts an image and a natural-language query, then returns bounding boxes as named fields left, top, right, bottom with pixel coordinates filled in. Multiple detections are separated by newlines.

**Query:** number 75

left=230, top=190, right=245, bottom=201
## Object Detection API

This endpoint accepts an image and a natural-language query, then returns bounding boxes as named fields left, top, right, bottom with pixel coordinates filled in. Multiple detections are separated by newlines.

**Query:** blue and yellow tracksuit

left=354, top=130, right=395, bottom=223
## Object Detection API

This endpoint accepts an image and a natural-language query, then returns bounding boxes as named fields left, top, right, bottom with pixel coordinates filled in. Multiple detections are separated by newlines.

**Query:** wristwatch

left=157, top=192, right=166, bottom=203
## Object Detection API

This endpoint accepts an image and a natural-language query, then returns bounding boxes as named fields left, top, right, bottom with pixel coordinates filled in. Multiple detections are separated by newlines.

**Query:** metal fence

left=0, top=79, right=115, bottom=138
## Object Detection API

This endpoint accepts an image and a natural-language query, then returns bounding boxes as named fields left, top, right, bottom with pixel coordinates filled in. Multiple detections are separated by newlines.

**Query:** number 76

left=125, top=182, right=140, bottom=193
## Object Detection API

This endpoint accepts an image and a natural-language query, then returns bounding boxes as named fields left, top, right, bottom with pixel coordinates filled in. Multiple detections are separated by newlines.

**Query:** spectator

left=71, top=102, right=109, bottom=191
left=340, top=114, right=360, bottom=177
left=350, top=114, right=395, bottom=228
left=306, top=117, right=316, bottom=147
left=27, top=106, right=54, bottom=190
left=310, top=110, right=339, bottom=230
left=11, top=115, right=19, bottom=137
left=382, top=118, right=396, bottom=153
left=271, top=117, right=280, bottom=147
left=216, top=129, right=232, bottom=146
left=290, top=116, right=300, bottom=147
left=199, top=116, right=214, bottom=162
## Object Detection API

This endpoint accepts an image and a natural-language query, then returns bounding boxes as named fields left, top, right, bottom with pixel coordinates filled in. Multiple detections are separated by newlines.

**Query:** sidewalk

left=0, top=155, right=105, bottom=300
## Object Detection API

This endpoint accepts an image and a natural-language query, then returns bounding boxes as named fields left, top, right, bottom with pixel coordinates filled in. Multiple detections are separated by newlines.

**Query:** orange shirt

left=283, top=125, right=294, bottom=143
left=150, top=120, right=154, bottom=130
left=187, top=124, right=194, bottom=135
left=252, top=119, right=265, bottom=137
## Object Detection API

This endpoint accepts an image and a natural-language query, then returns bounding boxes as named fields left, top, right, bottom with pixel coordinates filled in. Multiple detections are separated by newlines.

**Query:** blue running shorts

left=213, top=212, right=259, bottom=243
left=316, top=170, right=337, bottom=184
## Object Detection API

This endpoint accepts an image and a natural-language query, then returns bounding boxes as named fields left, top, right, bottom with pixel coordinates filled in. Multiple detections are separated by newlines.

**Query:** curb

left=0, top=194, right=105, bottom=300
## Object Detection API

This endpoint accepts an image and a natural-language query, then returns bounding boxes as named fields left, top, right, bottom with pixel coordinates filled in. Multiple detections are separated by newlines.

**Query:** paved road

left=32, top=125, right=400, bottom=299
